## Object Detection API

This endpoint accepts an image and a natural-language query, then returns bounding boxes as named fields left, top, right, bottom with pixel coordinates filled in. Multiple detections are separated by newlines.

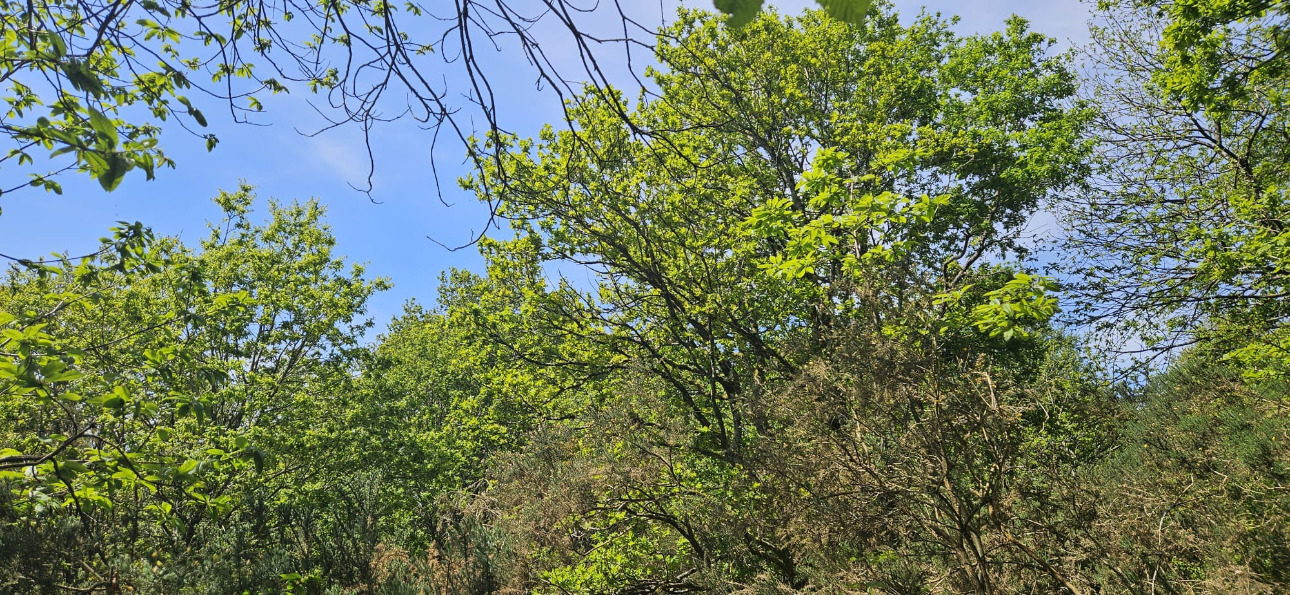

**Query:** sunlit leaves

left=0, top=187, right=386, bottom=591
left=713, top=0, right=764, bottom=27
left=0, top=0, right=296, bottom=194
left=816, top=0, right=875, bottom=24
left=744, top=148, right=945, bottom=286
left=714, top=0, right=872, bottom=27
left=970, top=273, right=1059, bottom=341
left=1136, top=0, right=1289, bottom=113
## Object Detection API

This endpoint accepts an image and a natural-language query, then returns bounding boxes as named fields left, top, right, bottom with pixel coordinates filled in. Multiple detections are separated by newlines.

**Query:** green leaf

left=713, top=0, right=764, bottom=27
left=44, top=369, right=83, bottom=382
left=62, top=61, right=105, bottom=97
left=815, top=0, right=872, bottom=24
left=97, top=154, right=131, bottom=192
left=87, top=108, right=119, bottom=148
left=112, top=468, right=138, bottom=482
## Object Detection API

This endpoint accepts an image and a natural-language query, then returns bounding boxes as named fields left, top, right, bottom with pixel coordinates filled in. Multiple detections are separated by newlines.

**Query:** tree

left=455, top=6, right=1094, bottom=590
left=0, top=0, right=870, bottom=203
left=1137, top=0, right=1288, bottom=113
left=469, top=4, right=1090, bottom=458
left=0, top=187, right=387, bottom=592
left=1066, top=0, right=1290, bottom=377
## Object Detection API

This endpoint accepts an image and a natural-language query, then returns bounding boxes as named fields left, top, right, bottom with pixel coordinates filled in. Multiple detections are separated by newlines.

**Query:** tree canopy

left=1067, top=0, right=1290, bottom=377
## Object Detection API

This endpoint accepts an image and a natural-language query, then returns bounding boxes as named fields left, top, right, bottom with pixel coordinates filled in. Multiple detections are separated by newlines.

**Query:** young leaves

left=715, top=0, right=872, bottom=27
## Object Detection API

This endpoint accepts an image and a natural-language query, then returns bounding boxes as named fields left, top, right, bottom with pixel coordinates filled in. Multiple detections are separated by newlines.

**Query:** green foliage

left=3, top=1, right=1289, bottom=593
left=1, top=0, right=223, bottom=193
left=0, top=0, right=873, bottom=199
left=353, top=243, right=586, bottom=505
left=742, top=147, right=946, bottom=284
left=1135, top=0, right=1288, bottom=113
left=714, top=0, right=873, bottom=27
left=468, top=4, right=1086, bottom=397
left=0, top=0, right=467, bottom=196
left=970, top=272, right=1060, bottom=341
left=0, top=186, right=387, bottom=592
left=452, top=5, right=1094, bottom=591
left=1071, top=0, right=1290, bottom=378
left=1082, top=357, right=1290, bottom=590
left=538, top=513, right=692, bottom=594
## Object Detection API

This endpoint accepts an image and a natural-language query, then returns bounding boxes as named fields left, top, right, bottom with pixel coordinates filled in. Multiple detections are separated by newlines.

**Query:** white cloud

left=301, top=131, right=371, bottom=183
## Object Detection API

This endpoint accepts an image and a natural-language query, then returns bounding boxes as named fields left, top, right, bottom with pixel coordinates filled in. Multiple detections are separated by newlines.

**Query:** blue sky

left=0, top=0, right=1091, bottom=337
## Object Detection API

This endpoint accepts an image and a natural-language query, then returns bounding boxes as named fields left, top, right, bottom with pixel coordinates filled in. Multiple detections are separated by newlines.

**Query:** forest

left=0, top=0, right=1287, bottom=592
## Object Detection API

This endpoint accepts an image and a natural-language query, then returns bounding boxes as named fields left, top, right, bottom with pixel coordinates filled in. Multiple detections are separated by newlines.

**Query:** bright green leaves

left=0, top=224, right=219, bottom=521
left=452, top=10, right=1090, bottom=588
left=714, top=0, right=872, bottom=27
left=970, top=273, right=1059, bottom=341
left=929, top=272, right=1061, bottom=343
left=0, top=0, right=267, bottom=195
left=468, top=4, right=1088, bottom=385
left=815, top=0, right=875, bottom=24
left=355, top=240, right=593, bottom=503
left=744, top=148, right=945, bottom=284
left=539, top=512, right=692, bottom=594
left=0, top=187, right=386, bottom=590
left=459, top=7, right=1091, bottom=515
left=714, top=0, right=764, bottom=27
left=1227, top=327, right=1290, bottom=380
left=1139, top=0, right=1289, bottom=113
